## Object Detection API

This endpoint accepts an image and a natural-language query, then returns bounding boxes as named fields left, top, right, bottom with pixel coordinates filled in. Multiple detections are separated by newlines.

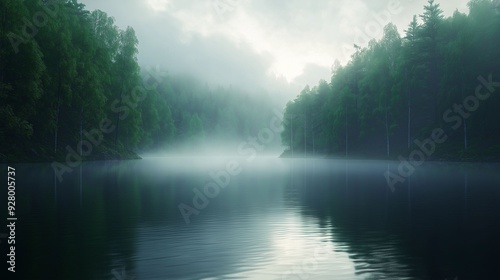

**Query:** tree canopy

left=0, top=0, right=278, bottom=162
left=281, top=0, right=500, bottom=160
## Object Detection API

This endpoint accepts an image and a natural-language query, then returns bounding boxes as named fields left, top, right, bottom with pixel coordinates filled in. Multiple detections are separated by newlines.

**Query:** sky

left=79, top=0, right=470, bottom=99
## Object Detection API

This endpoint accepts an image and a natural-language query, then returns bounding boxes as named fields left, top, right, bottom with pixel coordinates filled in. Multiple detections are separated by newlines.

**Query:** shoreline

left=279, top=153, right=500, bottom=164
left=3, top=148, right=500, bottom=164
left=0, top=149, right=142, bottom=164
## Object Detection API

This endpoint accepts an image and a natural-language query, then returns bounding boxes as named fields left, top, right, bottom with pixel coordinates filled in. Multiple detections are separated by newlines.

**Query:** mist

left=71, top=0, right=471, bottom=158
left=3, top=1, right=500, bottom=279
left=78, top=0, right=469, bottom=90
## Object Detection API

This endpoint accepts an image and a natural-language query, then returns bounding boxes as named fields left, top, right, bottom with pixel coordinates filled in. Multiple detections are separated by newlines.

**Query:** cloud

left=79, top=0, right=471, bottom=99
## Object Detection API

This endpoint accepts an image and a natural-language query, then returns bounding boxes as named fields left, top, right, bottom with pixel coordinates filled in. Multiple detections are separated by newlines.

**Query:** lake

left=3, top=157, right=500, bottom=279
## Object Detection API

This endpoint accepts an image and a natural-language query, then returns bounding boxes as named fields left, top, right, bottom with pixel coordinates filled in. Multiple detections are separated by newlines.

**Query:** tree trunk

left=345, top=105, right=348, bottom=158
left=385, top=110, right=390, bottom=158
left=54, top=76, right=63, bottom=155
left=304, top=116, right=306, bottom=156
left=54, top=101, right=60, bottom=154
left=461, top=70, right=467, bottom=152
left=312, top=132, right=315, bottom=156
left=406, top=68, right=412, bottom=149
left=114, top=90, right=123, bottom=146
left=80, top=106, right=83, bottom=156
left=290, top=116, right=293, bottom=156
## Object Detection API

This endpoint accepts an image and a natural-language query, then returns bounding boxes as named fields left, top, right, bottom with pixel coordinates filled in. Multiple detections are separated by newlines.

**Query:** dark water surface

left=2, top=157, right=500, bottom=280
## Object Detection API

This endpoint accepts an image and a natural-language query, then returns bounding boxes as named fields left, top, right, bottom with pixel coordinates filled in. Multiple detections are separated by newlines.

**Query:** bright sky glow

left=81, top=0, right=471, bottom=90
left=147, top=0, right=170, bottom=12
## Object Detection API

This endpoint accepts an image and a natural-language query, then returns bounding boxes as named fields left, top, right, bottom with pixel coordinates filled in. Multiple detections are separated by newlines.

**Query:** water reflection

left=291, top=159, right=500, bottom=279
left=4, top=158, right=500, bottom=279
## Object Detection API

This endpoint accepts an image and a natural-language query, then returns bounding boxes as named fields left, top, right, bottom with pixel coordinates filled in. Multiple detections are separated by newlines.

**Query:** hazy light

left=147, top=0, right=169, bottom=11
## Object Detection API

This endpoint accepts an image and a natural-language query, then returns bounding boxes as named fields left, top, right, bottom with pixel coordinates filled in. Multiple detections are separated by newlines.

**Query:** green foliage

left=282, top=0, right=500, bottom=159
left=4, top=0, right=499, bottom=161
left=188, top=113, right=204, bottom=144
left=0, top=0, right=165, bottom=160
left=0, top=0, right=279, bottom=160
left=0, top=0, right=45, bottom=145
left=152, top=74, right=277, bottom=147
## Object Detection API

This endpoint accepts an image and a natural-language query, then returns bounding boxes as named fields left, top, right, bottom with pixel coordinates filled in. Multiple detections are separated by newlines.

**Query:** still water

left=3, top=157, right=500, bottom=279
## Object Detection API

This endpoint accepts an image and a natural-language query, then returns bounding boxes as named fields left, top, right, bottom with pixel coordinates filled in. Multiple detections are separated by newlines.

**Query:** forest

left=2, top=0, right=500, bottom=162
left=281, top=0, right=500, bottom=161
left=0, top=0, right=277, bottom=162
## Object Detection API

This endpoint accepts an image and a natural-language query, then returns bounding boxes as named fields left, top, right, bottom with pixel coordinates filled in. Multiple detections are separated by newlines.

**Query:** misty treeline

left=282, top=0, right=500, bottom=160
left=0, top=0, right=275, bottom=161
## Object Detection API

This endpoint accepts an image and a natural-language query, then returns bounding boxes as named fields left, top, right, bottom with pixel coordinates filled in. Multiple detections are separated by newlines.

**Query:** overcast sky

left=79, top=0, right=470, bottom=99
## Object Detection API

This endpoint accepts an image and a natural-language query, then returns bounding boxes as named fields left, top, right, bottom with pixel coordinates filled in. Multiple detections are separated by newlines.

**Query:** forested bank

left=281, top=0, right=500, bottom=161
left=0, top=0, right=278, bottom=162
left=4, top=0, right=500, bottom=163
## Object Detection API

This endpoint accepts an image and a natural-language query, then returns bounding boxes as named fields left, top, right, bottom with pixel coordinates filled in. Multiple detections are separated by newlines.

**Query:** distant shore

left=0, top=147, right=141, bottom=164
left=280, top=149, right=500, bottom=163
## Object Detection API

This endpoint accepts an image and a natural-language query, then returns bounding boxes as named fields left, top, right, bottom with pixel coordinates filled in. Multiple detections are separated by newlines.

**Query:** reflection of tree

left=16, top=161, right=145, bottom=279
left=290, top=161, right=500, bottom=279
left=287, top=162, right=500, bottom=279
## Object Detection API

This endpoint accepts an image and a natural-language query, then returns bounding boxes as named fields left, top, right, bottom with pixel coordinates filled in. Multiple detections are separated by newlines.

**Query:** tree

left=0, top=0, right=44, bottom=153
left=281, top=0, right=500, bottom=160
left=112, top=26, right=141, bottom=148
left=402, top=15, right=423, bottom=148
left=420, top=0, right=444, bottom=124
left=188, top=113, right=204, bottom=144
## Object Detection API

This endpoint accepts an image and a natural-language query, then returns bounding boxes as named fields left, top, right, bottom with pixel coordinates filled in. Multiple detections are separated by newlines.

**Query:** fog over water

left=4, top=1, right=500, bottom=279
left=8, top=158, right=500, bottom=279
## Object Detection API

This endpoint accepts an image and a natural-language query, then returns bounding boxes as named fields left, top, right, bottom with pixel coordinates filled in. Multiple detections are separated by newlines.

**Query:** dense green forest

left=0, top=0, right=277, bottom=162
left=3, top=0, right=500, bottom=163
left=281, top=0, right=500, bottom=161
left=152, top=74, right=280, bottom=151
